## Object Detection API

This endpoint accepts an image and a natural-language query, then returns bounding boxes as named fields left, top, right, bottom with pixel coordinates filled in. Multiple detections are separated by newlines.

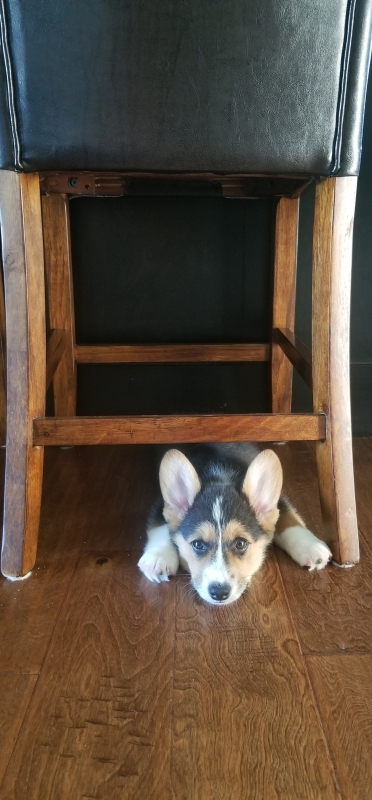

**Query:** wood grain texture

left=171, top=558, right=340, bottom=800
left=42, top=193, right=76, bottom=416
left=0, top=447, right=101, bottom=673
left=33, top=413, right=326, bottom=446
left=307, top=656, right=372, bottom=800
left=271, top=442, right=325, bottom=538
left=0, top=172, right=46, bottom=578
left=312, top=177, right=359, bottom=564
left=46, top=329, right=67, bottom=391
left=273, top=443, right=372, bottom=656
left=77, top=446, right=159, bottom=553
left=353, top=438, right=372, bottom=551
left=0, top=443, right=159, bottom=786
left=277, top=530, right=372, bottom=657
left=74, top=342, right=270, bottom=363
left=275, top=327, right=312, bottom=389
left=1, top=442, right=372, bottom=798
left=1, top=551, right=175, bottom=800
left=0, top=445, right=157, bottom=675
left=271, top=197, right=299, bottom=413
left=0, top=674, right=37, bottom=785
left=0, top=261, right=6, bottom=445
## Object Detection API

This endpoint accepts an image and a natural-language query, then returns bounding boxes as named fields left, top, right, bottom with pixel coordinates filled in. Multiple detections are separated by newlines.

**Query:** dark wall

left=70, top=73, right=372, bottom=434
left=70, top=194, right=273, bottom=417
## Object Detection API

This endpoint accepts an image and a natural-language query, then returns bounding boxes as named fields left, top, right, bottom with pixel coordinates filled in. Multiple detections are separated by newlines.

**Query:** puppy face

left=160, top=449, right=282, bottom=605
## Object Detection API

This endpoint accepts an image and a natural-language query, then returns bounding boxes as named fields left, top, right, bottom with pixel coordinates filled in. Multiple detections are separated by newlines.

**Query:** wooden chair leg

left=0, top=172, right=46, bottom=578
left=42, top=193, right=76, bottom=416
left=0, top=259, right=7, bottom=444
left=271, top=196, right=300, bottom=412
left=312, top=176, right=359, bottom=565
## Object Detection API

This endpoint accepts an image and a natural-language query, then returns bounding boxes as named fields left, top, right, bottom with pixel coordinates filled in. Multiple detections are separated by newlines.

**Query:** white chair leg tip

left=4, top=570, right=32, bottom=581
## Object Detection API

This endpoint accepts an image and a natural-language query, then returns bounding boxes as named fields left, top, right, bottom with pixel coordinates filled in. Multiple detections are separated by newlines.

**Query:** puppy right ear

left=159, top=449, right=201, bottom=526
left=242, top=449, right=283, bottom=533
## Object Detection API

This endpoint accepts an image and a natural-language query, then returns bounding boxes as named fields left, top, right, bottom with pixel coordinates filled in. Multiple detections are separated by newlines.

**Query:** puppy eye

left=233, top=537, right=248, bottom=553
left=191, top=539, right=209, bottom=554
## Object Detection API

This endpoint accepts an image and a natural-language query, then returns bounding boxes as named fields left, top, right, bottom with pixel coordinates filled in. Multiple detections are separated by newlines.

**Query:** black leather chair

left=0, top=0, right=371, bottom=578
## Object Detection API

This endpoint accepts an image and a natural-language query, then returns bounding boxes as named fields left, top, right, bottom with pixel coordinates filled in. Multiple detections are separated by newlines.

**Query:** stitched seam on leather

left=331, top=0, right=357, bottom=175
left=0, top=0, right=21, bottom=170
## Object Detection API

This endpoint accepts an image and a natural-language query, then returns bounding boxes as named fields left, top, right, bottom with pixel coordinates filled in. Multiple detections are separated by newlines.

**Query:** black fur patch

left=147, top=499, right=166, bottom=531
left=178, top=484, right=263, bottom=542
left=153, top=444, right=268, bottom=542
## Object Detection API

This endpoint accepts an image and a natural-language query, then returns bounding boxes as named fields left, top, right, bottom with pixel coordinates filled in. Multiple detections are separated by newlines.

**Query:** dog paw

left=275, top=526, right=332, bottom=571
left=138, top=545, right=179, bottom=583
left=301, top=538, right=333, bottom=571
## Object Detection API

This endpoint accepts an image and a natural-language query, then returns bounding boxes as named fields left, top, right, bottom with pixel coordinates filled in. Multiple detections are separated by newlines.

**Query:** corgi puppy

left=138, top=443, right=332, bottom=605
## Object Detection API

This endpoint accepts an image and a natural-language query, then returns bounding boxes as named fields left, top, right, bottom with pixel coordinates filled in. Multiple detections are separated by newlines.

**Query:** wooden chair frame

left=0, top=170, right=359, bottom=578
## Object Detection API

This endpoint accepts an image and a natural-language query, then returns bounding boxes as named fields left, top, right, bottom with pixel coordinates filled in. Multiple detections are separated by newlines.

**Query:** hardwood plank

left=0, top=445, right=156, bottom=673
left=277, top=532, right=372, bottom=657
left=42, top=193, right=76, bottom=416
left=3, top=441, right=372, bottom=798
left=307, top=655, right=372, bottom=800
left=78, top=445, right=159, bottom=553
left=271, top=442, right=324, bottom=538
left=74, top=343, right=270, bottom=363
left=271, top=197, right=299, bottom=413
left=171, top=557, right=340, bottom=800
left=275, top=327, right=312, bottom=389
left=0, top=447, right=98, bottom=673
left=1, top=551, right=175, bottom=800
left=352, top=438, right=372, bottom=551
left=46, top=329, right=67, bottom=391
left=33, top=413, right=326, bottom=446
left=273, top=443, right=372, bottom=655
left=0, top=172, right=46, bottom=578
left=312, top=177, right=359, bottom=564
left=0, top=674, right=38, bottom=785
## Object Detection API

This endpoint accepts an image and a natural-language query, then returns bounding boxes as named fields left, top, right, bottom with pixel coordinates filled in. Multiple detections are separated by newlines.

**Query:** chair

left=0, top=0, right=371, bottom=578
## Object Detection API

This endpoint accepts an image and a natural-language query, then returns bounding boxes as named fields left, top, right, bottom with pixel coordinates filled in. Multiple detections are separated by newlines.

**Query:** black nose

left=208, top=582, right=231, bottom=602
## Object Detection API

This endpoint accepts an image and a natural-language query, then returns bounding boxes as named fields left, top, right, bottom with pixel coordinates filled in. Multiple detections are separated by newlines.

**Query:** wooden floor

left=1, top=440, right=372, bottom=799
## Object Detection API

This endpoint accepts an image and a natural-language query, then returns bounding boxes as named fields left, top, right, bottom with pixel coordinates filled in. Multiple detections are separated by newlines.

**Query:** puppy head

left=159, top=448, right=283, bottom=605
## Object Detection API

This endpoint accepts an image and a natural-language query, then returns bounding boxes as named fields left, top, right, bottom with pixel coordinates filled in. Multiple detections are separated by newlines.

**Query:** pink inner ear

left=251, top=474, right=268, bottom=516
left=160, top=450, right=201, bottom=515
left=167, top=467, right=200, bottom=514
left=173, top=474, right=193, bottom=513
left=243, top=450, right=282, bottom=518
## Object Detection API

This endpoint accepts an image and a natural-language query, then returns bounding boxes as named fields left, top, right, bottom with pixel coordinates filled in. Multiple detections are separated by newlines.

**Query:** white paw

left=301, top=539, right=333, bottom=571
left=138, top=545, right=179, bottom=583
left=275, top=526, right=332, bottom=571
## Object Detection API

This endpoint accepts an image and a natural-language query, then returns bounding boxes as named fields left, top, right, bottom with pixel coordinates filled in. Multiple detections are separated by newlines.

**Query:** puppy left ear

left=159, top=449, right=201, bottom=527
left=242, top=449, right=283, bottom=530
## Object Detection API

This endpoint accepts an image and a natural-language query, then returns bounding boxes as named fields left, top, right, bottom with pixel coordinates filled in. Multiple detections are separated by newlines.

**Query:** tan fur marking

left=173, top=531, right=211, bottom=585
left=162, top=504, right=183, bottom=533
left=174, top=522, right=271, bottom=595
left=225, top=537, right=269, bottom=583
left=259, top=507, right=280, bottom=536
left=184, top=521, right=216, bottom=543
left=223, top=520, right=254, bottom=545
left=275, top=505, right=305, bottom=538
